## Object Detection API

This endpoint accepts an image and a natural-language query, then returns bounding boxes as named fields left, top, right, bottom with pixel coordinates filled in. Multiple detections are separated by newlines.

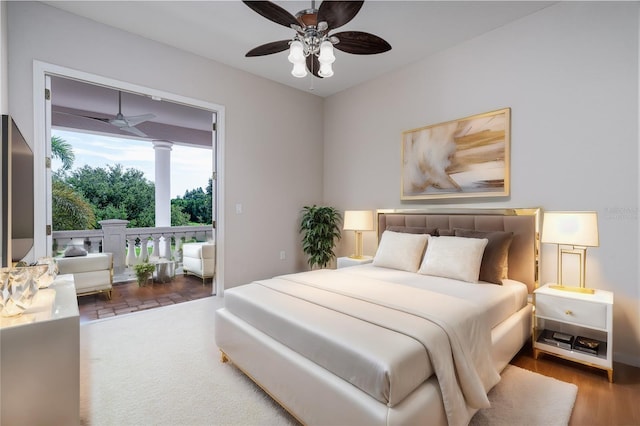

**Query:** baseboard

left=614, top=351, right=640, bottom=368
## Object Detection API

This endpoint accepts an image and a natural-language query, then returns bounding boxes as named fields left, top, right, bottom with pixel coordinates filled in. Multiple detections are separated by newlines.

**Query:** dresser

left=533, top=284, right=613, bottom=382
left=0, top=275, right=80, bottom=425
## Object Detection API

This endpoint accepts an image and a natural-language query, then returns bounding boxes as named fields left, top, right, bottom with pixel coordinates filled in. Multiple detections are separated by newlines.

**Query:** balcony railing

left=52, top=219, right=214, bottom=283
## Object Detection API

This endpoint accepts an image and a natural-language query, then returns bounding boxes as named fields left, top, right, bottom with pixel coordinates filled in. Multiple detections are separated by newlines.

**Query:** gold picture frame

left=401, top=108, right=511, bottom=200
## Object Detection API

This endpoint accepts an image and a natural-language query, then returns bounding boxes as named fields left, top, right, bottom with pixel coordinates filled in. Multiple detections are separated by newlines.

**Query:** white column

left=153, top=141, right=173, bottom=259
left=153, top=141, right=173, bottom=227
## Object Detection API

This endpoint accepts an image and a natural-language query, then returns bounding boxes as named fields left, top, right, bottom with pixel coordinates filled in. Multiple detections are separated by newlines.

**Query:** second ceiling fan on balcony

left=73, top=90, right=156, bottom=138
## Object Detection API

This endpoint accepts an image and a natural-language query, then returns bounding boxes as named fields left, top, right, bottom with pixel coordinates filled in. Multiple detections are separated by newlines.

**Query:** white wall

left=324, top=2, right=640, bottom=366
left=7, top=2, right=324, bottom=288
left=0, top=0, right=7, bottom=260
left=1, top=0, right=7, bottom=114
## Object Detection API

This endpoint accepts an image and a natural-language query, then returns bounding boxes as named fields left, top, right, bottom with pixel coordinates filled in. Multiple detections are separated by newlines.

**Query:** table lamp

left=541, top=211, right=599, bottom=294
left=343, top=210, right=374, bottom=259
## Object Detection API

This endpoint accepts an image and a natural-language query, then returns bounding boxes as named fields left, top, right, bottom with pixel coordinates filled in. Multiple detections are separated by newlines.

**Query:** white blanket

left=228, top=269, right=500, bottom=426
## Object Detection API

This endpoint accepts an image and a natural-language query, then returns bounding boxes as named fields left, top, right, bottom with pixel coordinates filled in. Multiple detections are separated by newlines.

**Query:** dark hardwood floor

left=511, top=344, right=640, bottom=426
left=77, top=273, right=213, bottom=323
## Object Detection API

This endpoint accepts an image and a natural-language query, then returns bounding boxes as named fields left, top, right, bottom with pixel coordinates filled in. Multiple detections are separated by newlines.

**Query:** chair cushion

left=73, top=270, right=112, bottom=293
left=57, top=253, right=112, bottom=274
left=183, top=242, right=214, bottom=259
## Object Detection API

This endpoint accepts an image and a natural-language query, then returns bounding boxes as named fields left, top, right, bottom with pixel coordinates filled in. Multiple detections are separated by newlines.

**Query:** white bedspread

left=340, top=264, right=529, bottom=328
left=224, top=268, right=504, bottom=426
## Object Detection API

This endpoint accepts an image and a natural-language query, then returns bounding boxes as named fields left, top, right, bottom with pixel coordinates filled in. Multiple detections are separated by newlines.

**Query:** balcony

left=52, top=219, right=214, bottom=283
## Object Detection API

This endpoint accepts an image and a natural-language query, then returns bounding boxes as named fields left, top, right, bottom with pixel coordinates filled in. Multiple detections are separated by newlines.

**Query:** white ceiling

left=46, top=1, right=554, bottom=98
left=46, top=1, right=553, bottom=146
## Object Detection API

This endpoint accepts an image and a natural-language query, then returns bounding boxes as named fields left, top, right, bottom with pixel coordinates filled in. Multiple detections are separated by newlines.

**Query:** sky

left=52, top=129, right=213, bottom=198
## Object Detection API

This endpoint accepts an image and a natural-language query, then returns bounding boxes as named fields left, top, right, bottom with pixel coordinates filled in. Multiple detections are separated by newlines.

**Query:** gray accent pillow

left=386, top=226, right=437, bottom=235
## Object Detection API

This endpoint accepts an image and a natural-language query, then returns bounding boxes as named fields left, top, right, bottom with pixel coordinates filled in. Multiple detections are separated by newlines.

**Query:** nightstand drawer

left=536, top=293, right=607, bottom=329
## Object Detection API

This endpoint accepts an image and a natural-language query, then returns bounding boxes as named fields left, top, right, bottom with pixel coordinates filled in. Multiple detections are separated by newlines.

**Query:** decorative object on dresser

left=343, top=210, right=373, bottom=259
left=401, top=108, right=511, bottom=200
left=533, top=283, right=613, bottom=382
left=541, top=211, right=599, bottom=294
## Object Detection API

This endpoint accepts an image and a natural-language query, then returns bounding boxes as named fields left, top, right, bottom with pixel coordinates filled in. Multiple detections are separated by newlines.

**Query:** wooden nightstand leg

left=533, top=348, right=540, bottom=360
left=607, top=369, right=614, bottom=383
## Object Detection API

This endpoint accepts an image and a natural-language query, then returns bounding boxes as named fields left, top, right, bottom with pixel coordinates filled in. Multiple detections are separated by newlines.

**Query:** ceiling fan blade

left=76, top=115, right=111, bottom=124
left=317, top=1, right=363, bottom=30
left=246, top=40, right=291, bottom=57
left=242, top=1, right=299, bottom=29
left=120, top=126, right=147, bottom=138
left=123, top=113, right=156, bottom=127
left=332, top=31, right=391, bottom=54
left=306, top=55, right=323, bottom=79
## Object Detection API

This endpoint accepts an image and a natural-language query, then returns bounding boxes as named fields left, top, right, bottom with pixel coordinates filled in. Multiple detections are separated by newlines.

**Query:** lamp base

left=549, top=284, right=595, bottom=294
left=348, top=255, right=366, bottom=260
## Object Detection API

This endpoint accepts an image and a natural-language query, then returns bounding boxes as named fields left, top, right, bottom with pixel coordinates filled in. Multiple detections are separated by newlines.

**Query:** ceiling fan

left=70, top=91, right=156, bottom=138
left=243, top=0, right=391, bottom=78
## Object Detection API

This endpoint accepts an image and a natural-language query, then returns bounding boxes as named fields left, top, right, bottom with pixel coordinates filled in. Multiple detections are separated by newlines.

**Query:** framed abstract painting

left=401, top=108, right=511, bottom=200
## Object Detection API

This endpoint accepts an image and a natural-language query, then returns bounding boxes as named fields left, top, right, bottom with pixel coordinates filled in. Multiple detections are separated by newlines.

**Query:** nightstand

left=533, top=284, right=613, bottom=382
left=337, top=256, right=373, bottom=268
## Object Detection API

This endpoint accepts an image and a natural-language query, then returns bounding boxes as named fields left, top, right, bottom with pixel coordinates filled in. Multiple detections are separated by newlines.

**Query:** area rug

left=80, top=297, right=577, bottom=425
left=470, top=364, right=577, bottom=426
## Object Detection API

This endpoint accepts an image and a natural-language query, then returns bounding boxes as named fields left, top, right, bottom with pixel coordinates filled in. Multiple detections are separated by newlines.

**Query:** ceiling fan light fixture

left=318, top=41, right=335, bottom=64
left=287, top=40, right=305, bottom=64
left=291, top=61, right=308, bottom=78
left=243, top=1, right=391, bottom=80
left=318, top=63, right=334, bottom=78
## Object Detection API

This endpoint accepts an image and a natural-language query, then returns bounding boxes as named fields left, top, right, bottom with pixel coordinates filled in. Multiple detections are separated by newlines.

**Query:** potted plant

left=299, top=205, right=342, bottom=269
left=134, top=262, right=156, bottom=286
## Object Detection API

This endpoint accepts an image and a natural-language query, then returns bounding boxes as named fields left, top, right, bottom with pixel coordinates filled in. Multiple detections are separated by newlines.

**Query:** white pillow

left=373, top=231, right=429, bottom=272
left=418, top=236, right=488, bottom=283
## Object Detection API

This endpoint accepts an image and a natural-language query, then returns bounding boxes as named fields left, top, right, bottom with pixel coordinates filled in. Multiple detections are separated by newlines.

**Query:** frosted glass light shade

left=541, top=211, right=599, bottom=247
left=287, top=41, right=305, bottom=64
left=343, top=210, right=374, bottom=231
left=318, top=63, right=334, bottom=78
left=318, top=41, right=335, bottom=64
left=291, top=62, right=307, bottom=78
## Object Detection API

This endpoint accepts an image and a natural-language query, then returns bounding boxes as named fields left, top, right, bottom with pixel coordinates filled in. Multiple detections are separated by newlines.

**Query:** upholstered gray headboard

left=377, top=209, right=540, bottom=293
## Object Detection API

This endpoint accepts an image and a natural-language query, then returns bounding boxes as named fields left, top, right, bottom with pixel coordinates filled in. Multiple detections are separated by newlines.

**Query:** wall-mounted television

left=2, top=115, right=34, bottom=267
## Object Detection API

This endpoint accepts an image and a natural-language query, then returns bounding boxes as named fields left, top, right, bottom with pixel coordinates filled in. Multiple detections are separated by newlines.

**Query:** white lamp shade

left=541, top=211, right=599, bottom=247
left=291, top=62, right=308, bottom=78
left=287, top=40, right=305, bottom=64
left=318, top=41, right=335, bottom=64
left=343, top=210, right=374, bottom=231
left=318, top=63, right=334, bottom=78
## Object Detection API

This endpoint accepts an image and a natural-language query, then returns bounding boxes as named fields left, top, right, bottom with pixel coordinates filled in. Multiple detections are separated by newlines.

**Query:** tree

left=51, top=135, right=75, bottom=172
left=52, top=179, right=96, bottom=230
left=50, top=135, right=92, bottom=231
left=172, top=177, right=213, bottom=225
left=171, top=203, right=190, bottom=226
left=50, top=135, right=212, bottom=229
left=65, top=164, right=156, bottom=228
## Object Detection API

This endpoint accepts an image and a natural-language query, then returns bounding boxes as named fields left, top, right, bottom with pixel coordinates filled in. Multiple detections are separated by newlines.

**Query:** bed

left=215, top=208, right=540, bottom=425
